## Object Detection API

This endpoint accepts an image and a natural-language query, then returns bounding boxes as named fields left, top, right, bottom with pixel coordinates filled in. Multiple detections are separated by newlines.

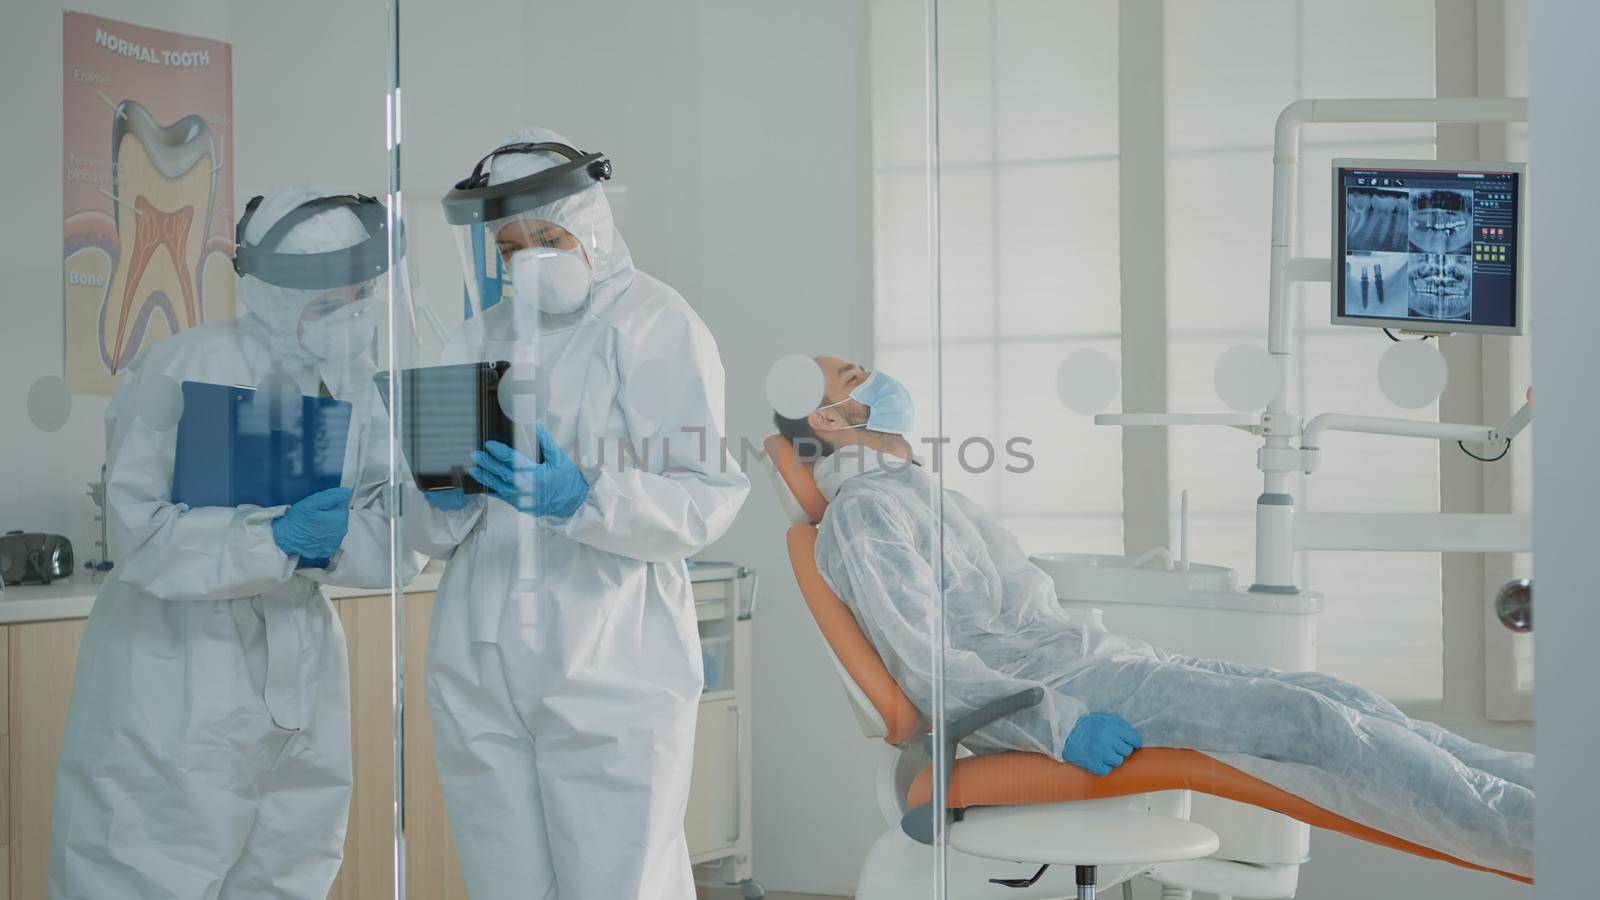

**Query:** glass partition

left=6, top=3, right=1539, bottom=899
left=392, top=2, right=934, bottom=898
left=8, top=1, right=402, bottom=897
left=919, top=2, right=1536, bottom=898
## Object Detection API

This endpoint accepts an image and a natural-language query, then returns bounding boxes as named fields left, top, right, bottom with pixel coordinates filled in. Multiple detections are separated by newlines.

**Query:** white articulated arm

left=1494, top=399, right=1534, bottom=443
left=1300, top=398, right=1532, bottom=462
left=1301, top=414, right=1498, bottom=450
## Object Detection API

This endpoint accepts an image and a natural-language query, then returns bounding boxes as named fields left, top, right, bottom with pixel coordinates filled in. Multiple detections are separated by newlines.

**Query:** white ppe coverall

left=48, top=185, right=417, bottom=899
left=814, top=457, right=1535, bottom=877
left=411, top=127, right=750, bottom=900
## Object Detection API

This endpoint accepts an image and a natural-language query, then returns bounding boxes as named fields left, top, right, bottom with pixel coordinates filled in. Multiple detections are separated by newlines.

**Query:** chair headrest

left=766, top=434, right=925, bottom=744
left=786, top=523, right=926, bottom=745
left=763, top=434, right=828, bottom=524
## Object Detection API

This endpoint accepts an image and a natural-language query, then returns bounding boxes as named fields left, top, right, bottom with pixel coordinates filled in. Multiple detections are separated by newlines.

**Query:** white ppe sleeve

left=299, top=388, right=424, bottom=589
left=552, top=303, right=749, bottom=562
left=398, top=483, right=485, bottom=560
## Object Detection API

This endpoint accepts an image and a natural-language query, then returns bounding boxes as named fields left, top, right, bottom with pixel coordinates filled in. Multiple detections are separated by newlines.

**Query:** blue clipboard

left=171, top=381, right=353, bottom=511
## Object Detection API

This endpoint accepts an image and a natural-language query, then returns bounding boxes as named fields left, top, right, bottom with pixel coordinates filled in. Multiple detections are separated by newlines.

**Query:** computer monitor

left=1332, top=159, right=1526, bottom=335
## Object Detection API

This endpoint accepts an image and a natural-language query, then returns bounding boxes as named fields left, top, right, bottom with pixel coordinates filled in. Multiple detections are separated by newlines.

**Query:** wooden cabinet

left=0, top=600, right=463, bottom=900
left=329, top=591, right=470, bottom=900
left=10, top=619, right=88, bottom=900
left=393, top=594, right=471, bottom=900
left=327, top=594, right=397, bottom=900
left=0, top=575, right=751, bottom=897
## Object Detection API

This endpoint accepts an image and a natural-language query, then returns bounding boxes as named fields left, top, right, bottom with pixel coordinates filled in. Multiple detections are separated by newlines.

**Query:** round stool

left=951, top=807, right=1220, bottom=900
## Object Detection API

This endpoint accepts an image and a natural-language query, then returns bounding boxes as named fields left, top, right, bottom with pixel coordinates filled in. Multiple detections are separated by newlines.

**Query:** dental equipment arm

left=1301, top=398, right=1532, bottom=454
left=1497, top=398, right=1534, bottom=442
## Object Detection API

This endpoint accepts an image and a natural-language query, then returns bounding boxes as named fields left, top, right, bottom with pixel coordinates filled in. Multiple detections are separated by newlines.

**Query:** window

left=1164, top=0, right=1442, bottom=703
left=870, top=0, right=1526, bottom=711
left=870, top=0, right=1124, bottom=555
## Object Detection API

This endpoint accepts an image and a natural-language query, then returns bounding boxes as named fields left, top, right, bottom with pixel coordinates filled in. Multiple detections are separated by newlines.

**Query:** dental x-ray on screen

left=1333, top=159, right=1525, bottom=335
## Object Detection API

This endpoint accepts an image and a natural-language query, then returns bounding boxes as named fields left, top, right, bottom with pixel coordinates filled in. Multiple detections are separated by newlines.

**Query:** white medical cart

left=688, top=561, right=765, bottom=899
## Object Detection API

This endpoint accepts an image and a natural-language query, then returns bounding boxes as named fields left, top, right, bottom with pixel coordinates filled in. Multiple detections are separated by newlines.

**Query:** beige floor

left=697, top=883, right=851, bottom=890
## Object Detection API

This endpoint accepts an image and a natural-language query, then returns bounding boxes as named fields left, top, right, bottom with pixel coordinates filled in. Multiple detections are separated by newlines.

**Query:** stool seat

left=950, top=807, right=1220, bottom=867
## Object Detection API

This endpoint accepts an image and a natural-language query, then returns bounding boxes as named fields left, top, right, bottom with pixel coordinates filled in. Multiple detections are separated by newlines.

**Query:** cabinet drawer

left=692, top=579, right=733, bottom=603
left=684, top=697, right=740, bottom=860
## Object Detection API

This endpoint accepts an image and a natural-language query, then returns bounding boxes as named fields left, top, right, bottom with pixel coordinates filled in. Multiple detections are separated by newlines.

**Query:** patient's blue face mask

left=817, top=370, right=915, bottom=435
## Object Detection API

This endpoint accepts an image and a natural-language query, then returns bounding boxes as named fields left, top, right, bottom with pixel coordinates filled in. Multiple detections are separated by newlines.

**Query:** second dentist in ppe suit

left=48, top=185, right=418, bottom=899
left=412, top=127, right=749, bottom=899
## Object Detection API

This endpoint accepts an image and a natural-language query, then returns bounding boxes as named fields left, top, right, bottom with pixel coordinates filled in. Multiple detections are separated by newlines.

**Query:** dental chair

left=762, top=435, right=1532, bottom=900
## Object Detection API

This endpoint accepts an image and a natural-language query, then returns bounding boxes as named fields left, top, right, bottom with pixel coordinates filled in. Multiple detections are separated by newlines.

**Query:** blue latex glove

left=271, top=487, right=353, bottom=562
left=1061, top=713, right=1143, bottom=776
left=468, top=427, right=590, bottom=519
left=424, top=489, right=473, bottom=511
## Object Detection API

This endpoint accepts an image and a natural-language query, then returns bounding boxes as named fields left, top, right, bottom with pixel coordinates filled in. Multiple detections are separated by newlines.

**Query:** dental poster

left=63, top=12, right=234, bottom=395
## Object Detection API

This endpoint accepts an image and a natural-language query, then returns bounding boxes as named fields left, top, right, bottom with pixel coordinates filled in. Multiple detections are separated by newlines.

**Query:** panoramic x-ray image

left=1408, top=188, right=1473, bottom=254
left=1345, top=187, right=1410, bottom=252
left=1344, top=251, right=1411, bottom=319
left=1408, top=252, right=1473, bottom=320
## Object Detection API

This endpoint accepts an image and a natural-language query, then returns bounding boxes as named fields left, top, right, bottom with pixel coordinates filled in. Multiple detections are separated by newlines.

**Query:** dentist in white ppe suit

left=411, top=127, right=750, bottom=899
left=48, top=185, right=417, bottom=899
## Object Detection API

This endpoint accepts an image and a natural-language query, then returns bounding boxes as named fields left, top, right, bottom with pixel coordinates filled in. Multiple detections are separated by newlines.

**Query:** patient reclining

left=773, top=355, right=1535, bottom=879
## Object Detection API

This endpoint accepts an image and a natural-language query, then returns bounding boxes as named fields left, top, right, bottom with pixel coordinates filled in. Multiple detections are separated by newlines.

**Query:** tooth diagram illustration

left=105, top=99, right=217, bottom=372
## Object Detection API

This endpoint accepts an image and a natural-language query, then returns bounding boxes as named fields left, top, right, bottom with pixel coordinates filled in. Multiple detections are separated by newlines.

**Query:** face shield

left=294, top=279, right=379, bottom=362
left=234, top=192, right=396, bottom=292
left=441, top=141, right=612, bottom=319
left=234, top=193, right=403, bottom=358
left=234, top=191, right=422, bottom=376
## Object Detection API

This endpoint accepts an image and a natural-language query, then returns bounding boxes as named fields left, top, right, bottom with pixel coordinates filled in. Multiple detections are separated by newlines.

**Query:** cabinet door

left=329, top=591, right=469, bottom=900
left=685, top=697, right=739, bottom=860
left=401, top=592, right=470, bottom=899
left=327, top=597, right=396, bottom=900
left=10, top=619, right=87, bottom=900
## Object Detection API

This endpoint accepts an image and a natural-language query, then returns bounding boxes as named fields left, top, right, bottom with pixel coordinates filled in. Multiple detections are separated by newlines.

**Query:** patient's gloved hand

left=1061, top=713, right=1142, bottom=776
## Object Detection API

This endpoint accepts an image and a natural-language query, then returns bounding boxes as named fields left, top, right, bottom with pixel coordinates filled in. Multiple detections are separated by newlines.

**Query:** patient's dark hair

left=773, top=411, right=832, bottom=462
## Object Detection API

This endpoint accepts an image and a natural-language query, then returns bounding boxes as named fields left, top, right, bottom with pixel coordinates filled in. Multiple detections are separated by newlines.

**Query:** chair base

left=856, top=828, right=1145, bottom=900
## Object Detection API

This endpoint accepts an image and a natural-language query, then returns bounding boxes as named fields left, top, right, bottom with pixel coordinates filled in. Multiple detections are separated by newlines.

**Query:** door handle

left=1495, top=578, right=1532, bottom=633
left=728, top=703, right=743, bottom=846
left=736, top=567, right=759, bottom=621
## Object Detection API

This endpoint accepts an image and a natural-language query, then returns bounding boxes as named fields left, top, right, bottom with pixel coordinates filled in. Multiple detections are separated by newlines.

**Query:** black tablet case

left=374, top=361, right=519, bottom=495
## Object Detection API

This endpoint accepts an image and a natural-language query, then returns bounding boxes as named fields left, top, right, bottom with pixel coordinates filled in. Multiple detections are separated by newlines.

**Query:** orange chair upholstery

left=764, top=435, right=828, bottom=524
left=765, top=434, right=1530, bottom=885
left=787, top=525, right=924, bottom=744
left=906, top=750, right=1529, bottom=884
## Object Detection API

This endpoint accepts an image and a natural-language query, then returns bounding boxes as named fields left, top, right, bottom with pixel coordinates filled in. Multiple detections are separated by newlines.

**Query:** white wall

left=699, top=3, right=881, bottom=893
left=0, top=0, right=387, bottom=561
left=1529, top=1, right=1600, bottom=896
left=0, top=1, right=208, bottom=563
left=398, top=0, right=704, bottom=351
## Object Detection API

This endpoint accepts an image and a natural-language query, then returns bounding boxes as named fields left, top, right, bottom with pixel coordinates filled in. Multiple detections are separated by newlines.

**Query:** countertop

left=0, top=560, right=743, bottom=626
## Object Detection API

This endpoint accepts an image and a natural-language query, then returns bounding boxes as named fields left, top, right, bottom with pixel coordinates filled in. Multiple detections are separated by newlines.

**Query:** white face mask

left=509, top=245, right=592, bottom=314
left=298, top=297, right=376, bottom=361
